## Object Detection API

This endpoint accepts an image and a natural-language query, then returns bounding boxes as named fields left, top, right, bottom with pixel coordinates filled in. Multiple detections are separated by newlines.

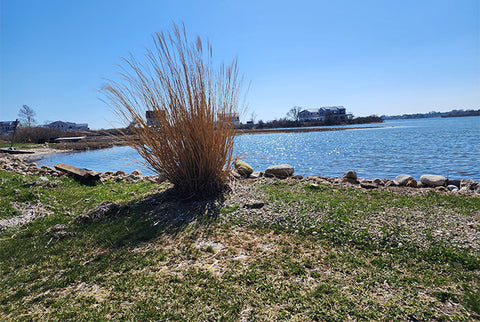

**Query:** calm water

left=36, top=116, right=480, bottom=180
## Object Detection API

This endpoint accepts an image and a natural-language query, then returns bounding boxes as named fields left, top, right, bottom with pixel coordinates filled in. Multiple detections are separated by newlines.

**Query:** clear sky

left=1, top=0, right=479, bottom=129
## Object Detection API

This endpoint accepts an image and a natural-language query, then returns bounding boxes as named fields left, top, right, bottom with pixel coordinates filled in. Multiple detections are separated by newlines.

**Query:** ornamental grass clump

left=103, top=24, right=242, bottom=198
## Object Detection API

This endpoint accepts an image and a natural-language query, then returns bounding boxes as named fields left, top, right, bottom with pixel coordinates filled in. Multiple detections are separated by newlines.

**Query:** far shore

left=0, top=124, right=387, bottom=156
left=236, top=125, right=384, bottom=135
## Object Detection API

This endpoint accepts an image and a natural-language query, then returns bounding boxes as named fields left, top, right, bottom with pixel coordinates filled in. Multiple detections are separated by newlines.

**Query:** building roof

left=300, top=109, right=320, bottom=113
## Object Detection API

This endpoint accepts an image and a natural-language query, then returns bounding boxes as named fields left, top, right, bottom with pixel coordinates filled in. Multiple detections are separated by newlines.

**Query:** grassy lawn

left=0, top=143, right=41, bottom=149
left=1, top=170, right=479, bottom=320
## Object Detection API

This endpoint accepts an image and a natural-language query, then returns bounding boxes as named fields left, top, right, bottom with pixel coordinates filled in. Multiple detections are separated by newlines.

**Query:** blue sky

left=1, top=0, right=479, bottom=129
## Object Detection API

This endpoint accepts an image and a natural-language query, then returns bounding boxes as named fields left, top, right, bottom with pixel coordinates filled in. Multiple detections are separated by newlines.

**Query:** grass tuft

left=102, top=23, right=243, bottom=198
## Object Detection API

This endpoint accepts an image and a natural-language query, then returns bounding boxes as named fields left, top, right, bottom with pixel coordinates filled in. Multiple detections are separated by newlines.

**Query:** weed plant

left=103, top=23, right=243, bottom=198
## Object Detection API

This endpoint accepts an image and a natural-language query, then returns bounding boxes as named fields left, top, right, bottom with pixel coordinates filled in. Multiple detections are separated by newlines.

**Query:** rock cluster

left=2, top=154, right=479, bottom=196
left=0, top=155, right=163, bottom=184
left=231, top=160, right=480, bottom=196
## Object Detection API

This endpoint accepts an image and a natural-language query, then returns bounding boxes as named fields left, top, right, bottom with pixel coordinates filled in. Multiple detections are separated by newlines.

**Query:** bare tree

left=18, top=105, right=36, bottom=127
left=287, top=106, right=302, bottom=121
left=249, top=111, right=257, bottom=123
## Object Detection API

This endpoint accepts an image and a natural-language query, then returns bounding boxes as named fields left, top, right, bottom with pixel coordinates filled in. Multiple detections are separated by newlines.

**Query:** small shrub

left=103, top=23, right=243, bottom=198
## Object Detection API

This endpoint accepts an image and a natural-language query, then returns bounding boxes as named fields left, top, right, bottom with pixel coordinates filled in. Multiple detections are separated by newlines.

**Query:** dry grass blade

left=102, top=23, right=243, bottom=198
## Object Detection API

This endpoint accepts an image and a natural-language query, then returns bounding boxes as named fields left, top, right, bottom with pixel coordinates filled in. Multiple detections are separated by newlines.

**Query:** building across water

left=44, top=121, right=89, bottom=131
left=298, top=106, right=353, bottom=122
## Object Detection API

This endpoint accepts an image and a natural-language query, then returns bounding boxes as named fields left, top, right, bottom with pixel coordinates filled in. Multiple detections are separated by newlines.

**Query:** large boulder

left=265, top=164, right=294, bottom=179
left=420, top=174, right=447, bottom=187
left=394, top=174, right=414, bottom=186
left=234, top=160, right=253, bottom=177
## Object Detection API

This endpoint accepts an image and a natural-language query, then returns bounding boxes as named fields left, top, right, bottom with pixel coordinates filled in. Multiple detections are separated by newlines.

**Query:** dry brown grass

left=103, top=23, right=242, bottom=198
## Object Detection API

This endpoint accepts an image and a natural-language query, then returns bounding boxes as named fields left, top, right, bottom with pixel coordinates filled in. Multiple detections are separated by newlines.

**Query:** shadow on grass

left=74, top=187, right=225, bottom=249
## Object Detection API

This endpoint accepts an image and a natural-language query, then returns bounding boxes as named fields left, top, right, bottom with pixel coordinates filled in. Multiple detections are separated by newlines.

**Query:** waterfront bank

left=1, top=161, right=479, bottom=319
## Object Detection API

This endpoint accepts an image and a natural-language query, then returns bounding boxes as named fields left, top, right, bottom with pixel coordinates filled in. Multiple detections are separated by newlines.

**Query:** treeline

left=0, top=127, right=80, bottom=144
left=382, top=109, right=480, bottom=120
left=238, top=115, right=383, bottom=129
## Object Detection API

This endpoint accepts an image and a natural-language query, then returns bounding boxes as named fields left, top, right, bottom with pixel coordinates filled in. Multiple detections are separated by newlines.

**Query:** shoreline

left=236, top=125, right=384, bottom=135
left=1, top=151, right=479, bottom=197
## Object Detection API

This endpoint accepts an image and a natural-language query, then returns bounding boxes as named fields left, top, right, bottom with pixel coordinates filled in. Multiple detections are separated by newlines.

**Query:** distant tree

left=249, top=111, right=257, bottom=124
left=18, top=105, right=36, bottom=127
left=287, top=106, right=302, bottom=121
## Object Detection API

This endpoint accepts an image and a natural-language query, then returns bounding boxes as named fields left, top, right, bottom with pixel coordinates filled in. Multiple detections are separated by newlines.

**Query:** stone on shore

left=343, top=170, right=357, bottom=180
left=420, top=174, right=447, bottom=187
left=234, top=160, right=254, bottom=177
left=447, top=185, right=459, bottom=192
left=460, top=179, right=479, bottom=191
left=131, top=169, right=142, bottom=176
left=249, top=171, right=263, bottom=179
left=265, top=164, right=294, bottom=179
left=394, top=174, right=414, bottom=186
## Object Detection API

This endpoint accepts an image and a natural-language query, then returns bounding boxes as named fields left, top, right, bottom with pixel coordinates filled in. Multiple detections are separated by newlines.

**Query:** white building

left=217, top=113, right=240, bottom=128
left=0, top=121, right=18, bottom=135
left=45, top=121, right=89, bottom=131
left=298, top=106, right=351, bottom=122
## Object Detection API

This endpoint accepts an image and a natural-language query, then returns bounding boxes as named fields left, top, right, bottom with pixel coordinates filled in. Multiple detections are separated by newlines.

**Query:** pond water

left=35, top=116, right=480, bottom=181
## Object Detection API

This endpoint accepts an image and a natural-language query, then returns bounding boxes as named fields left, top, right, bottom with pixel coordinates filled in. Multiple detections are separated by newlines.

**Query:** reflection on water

left=37, top=116, right=480, bottom=180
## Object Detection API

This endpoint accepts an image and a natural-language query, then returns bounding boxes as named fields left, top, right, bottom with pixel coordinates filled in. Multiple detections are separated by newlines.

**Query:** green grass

left=1, top=172, right=479, bottom=320
left=0, top=142, right=40, bottom=149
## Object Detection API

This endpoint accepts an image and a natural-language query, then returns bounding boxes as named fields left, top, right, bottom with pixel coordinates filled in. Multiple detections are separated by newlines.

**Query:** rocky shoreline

left=1, top=152, right=479, bottom=197
left=233, top=161, right=480, bottom=197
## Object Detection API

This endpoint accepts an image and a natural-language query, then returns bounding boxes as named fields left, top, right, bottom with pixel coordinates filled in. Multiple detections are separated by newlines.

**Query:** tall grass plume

left=103, top=24, right=243, bottom=198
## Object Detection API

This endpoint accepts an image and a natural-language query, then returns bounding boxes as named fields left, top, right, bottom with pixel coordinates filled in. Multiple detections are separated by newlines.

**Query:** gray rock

left=234, top=160, right=254, bottom=177
left=373, top=178, right=383, bottom=185
left=458, top=187, right=470, bottom=194
left=460, top=179, right=479, bottom=191
left=114, top=170, right=126, bottom=176
left=394, top=174, right=414, bottom=186
left=420, top=174, right=447, bottom=187
left=265, top=164, right=294, bottom=179
left=249, top=171, right=263, bottom=179
left=385, top=180, right=399, bottom=187
left=131, top=169, right=143, bottom=176
left=447, top=185, right=459, bottom=192
left=230, top=170, right=241, bottom=179
left=343, top=170, right=357, bottom=180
